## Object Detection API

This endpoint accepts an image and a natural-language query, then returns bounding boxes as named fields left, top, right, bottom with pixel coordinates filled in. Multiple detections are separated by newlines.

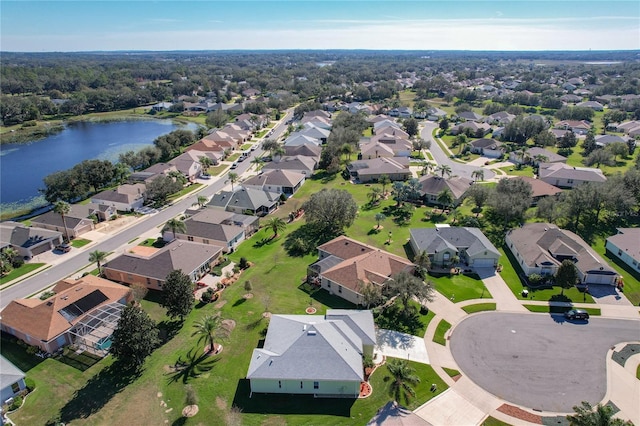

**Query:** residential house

left=151, top=102, right=173, bottom=112
left=347, top=157, right=411, bottom=183
left=594, top=134, right=631, bottom=148
left=1, top=355, right=26, bottom=403
left=360, top=132, right=412, bottom=158
left=208, top=186, right=280, bottom=216
left=168, top=151, right=205, bottom=182
left=615, top=120, right=640, bottom=135
left=246, top=310, right=376, bottom=397
left=283, top=134, right=322, bottom=147
left=69, top=202, right=117, bottom=223
left=509, top=147, right=567, bottom=165
left=103, top=240, right=223, bottom=290
left=0, top=222, right=63, bottom=258
left=560, top=94, right=582, bottom=104
left=373, top=119, right=402, bottom=134
left=309, top=236, right=415, bottom=305
left=457, top=111, right=484, bottom=122
left=605, top=228, right=640, bottom=273
left=484, top=111, right=516, bottom=126
left=409, top=227, right=500, bottom=269
left=91, top=183, right=146, bottom=212
left=426, top=107, right=447, bottom=121
left=300, top=115, right=332, bottom=130
left=163, top=208, right=254, bottom=252
left=261, top=155, right=317, bottom=176
left=554, top=120, right=591, bottom=135
left=505, top=223, right=618, bottom=285
left=450, top=121, right=492, bottom=137
left=129, top=162, right=177, bottom=184
left=283, top=143, right=322, bottom=162
left=30, top=211, right=95, bottom=239
left=469, top=138, right=504, bottom=158
left=0, top=275, right=132, bottom=354
left=576, top=101, right=604, bottom=111
left=295, top=125, right=331, bottom=144
left=538, top=163, right=606, bottom=188
left=511, top=177, right=562, bottom=205
left=243, top=169, right=305, bottom=196
left=418, top=175, right=473, bottom=207
left=389, top=106, right=413, bottom=118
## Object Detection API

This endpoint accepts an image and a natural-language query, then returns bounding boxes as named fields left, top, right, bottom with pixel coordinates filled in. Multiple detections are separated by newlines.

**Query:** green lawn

left=498, top=248, right=594, bottom=304
left=207, top=164, right=229, bottom=176
left=70, top=238, right=91, bottom=248
left=523, top=305, right=601, bottom=315
left=227, top=152, right=241, bottom=162
left=374, top=300, right=435, bottom=336
left=482, top=416, right=513, bottom=426
left=442, top=367, right=460, bottom=377
left=139, top=238, right=165, bottom=248
left=167, top=183, right=203, bottom=201
left=547, top=145, right=640, bottom=176
left=462, top=303, right=497, bottom=314
left=590, top=236, right=640, bottom=306
left=636, top=364, right=640, bottom=380
left=429, top=272, right=491, bottom=302
left=0, top=263, right=45, bottom=285
left=432, top=319, right=451, bottom=346
left=498, top=165, right=535, bottom=177
left=240, top=143, right=252, bottom=150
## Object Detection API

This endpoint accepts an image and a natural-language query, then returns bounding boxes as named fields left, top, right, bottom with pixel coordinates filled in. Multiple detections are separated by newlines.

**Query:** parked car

left=564, top=309, right=589, bottom=320
left=230, top=162, right=238, bottom=169
left=56, top=243, right=71, bottom=253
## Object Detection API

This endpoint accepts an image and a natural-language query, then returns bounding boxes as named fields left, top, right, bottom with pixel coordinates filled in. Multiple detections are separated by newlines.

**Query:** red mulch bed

left=359, top=381, right=372, bottom=398
left=497, top=404, right=542, bottom=424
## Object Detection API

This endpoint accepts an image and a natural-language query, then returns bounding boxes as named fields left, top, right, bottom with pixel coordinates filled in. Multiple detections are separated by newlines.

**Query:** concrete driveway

left=450, top=312, right=640, bottom=412
left=376, top=329, right=430, bottom=364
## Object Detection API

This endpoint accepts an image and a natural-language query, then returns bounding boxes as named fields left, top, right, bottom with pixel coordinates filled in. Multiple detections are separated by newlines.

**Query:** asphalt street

left=450, top=312, right=640, bottom=412
left=420, top=121, right=496, bottom=181
left=0, top=110, right=293, bottom=310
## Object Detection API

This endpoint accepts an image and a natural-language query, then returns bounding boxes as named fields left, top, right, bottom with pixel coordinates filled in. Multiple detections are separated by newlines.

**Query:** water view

left=0, top=119, right=198, bottom=214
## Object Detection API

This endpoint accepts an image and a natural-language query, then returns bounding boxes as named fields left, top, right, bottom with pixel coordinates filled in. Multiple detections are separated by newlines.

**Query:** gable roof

left=30, top=211, right=94, bottom=230
left=538, top=163, right=606, bottom=183
left=0, top=222, right=62, bottom=249
left=507, top=223, right=616, bottom=276
left=283, top=143, right=322, bottom=158
left=243, top=169, right=305, bottom=189
left=347, top=157, right=410, bottom=177
left=103, top=240, right=222, bottom=282
left=513, top=177, right=562, bottom=199
left=470, top=138, right=502, bottom=149
left=0, top=355, right=25, bottom=390
left=92, top=184, right=146, bottom=205
left=410, top=227, right=499, bottom=258
left=247, top=311, right=375, bottom=382
left=525, top=147, right=567, bottom=163
left=262, top=155, right=317, bottom=172
left=418, top=175, right=473, bottom=200
left=208, top=186, right=281, bottom=211
left=0, top=275, right=131, bottom=343
left=606, top=228, right=640, bottom=262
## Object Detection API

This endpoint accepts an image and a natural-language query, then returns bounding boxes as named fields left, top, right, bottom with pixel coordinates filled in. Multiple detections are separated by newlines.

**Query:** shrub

left=420, top=305, right=429, bottom=315
left=24, top=377, right=36, bottom=392
left=39, top=290, right=56, bottom=300
left=201, top=288, right=214, bottom=303
left=11, top=256, right=24, bottom=268
left=244, top=280, right=252, bottom=292
left=528, top=273, right=543, bottom=286
left=25, top=345, right=38, bottom=355
left=238, top=257, right=249, bottom=269
left=8, top=395, right=23, bottom=411
left=232, top=266, right=240, bottom=274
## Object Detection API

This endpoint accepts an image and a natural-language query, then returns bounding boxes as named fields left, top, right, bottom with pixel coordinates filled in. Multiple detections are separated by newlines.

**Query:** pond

left=0, top=119, right=198, bottom=215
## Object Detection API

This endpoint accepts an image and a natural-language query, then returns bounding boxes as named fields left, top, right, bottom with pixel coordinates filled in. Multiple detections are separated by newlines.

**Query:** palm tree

left=192, top=314, right=228, bottom=354
left=265, top=216, right=286, bottom=238
left=435, top=164, right=452, bottom=178
left=251, top=156, right=264, bottom=171
left=471, top=169, right=484, bottom=182
left=379, top=174, right=391, bottom=196
left=421, top=161, right=436, bottom=176
left=367, top=187, right=382, bottom=205
left=341, top=143, right=354, bottom=161
left=162, top=218, right=187, bottom=241
left=227, top=172, right=239, bottom=190
left=53, top=200, right=71, bottom=243
left=533, top=154, right=548, bottom=166
left=517, top=147, right=529, bottom=164
left=567, top=401, right=632, bottom=426
left=386, top=359, right=421, bottom=405
left=436, top=188, right=454, bottom=211
left=272, top=146, right=286, bottom=162
left=192, top=195, right=208, bottom=209
left=89, top=250, right=108, bottom=276
left=414, top=250, right=431, bottom=278
left=374, top=213, right=386, bottom=229
left=198, top=155, right=213, bottom=174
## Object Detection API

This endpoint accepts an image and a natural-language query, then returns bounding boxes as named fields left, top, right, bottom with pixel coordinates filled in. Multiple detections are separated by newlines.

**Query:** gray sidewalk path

left=476, top=268, right=528, bottom=312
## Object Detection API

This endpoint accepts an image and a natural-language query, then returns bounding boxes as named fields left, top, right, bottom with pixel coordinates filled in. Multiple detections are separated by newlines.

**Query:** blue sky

left=1, top=1, right=639, bottom=51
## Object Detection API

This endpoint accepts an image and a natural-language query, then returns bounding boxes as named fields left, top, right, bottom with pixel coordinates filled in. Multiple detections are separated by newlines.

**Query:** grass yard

left=462, top=303, right=497, bottom=314
left=240, top=143, right=252, bottom=150
left=70, top=238, right=91, bottom=248
left=374, top=300, right=436, bottom=336
left=498, top=165, right=535, bottom=177
left=167, top=183, right=203, bottom=201
left=139, top=238, right=165, bottom=248
left=482, top=416, right=513, bottom=426
left=637, top=364, right=640, bottom=380
left=207, top=164, right=228, bottom=176
left=548, top=145, right=640, bottom=176
left=429, top=272, right=491, bottom=302
left=442, top=367, right=460, bottom=377
left=227, top=152, right=241, bottom=162
left=0, top=263, right=45, bottom=285
left=398, top=90, right=416, bottom=108
left=523, top=305, right=601, bottom=315
left=432, top=319, right=451, bottom=346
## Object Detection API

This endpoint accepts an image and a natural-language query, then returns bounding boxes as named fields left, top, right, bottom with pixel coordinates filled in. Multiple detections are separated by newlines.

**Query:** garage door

left=587, top=274, right=614, bottom=285
left=473, top=258, right=495, bottom=267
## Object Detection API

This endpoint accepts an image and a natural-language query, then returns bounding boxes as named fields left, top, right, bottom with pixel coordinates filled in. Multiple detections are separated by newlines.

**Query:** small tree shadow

left=158, top=319, right=183, bottom=343
left=232, top=298, right=247, bottom=307
left=54, top=361, right=142, bottom=424
left=167, top=347, right=220, bottom=384
left=284, top=223, right=333, bottom=257
left=253, top=238, right=273, bottom=248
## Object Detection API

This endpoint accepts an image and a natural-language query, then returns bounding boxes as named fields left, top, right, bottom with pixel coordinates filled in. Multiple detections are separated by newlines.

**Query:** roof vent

left=307, top=330, right=317, bottom=336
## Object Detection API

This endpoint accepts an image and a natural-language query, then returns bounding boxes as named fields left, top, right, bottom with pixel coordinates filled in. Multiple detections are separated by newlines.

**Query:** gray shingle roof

left=1, top=355, right=25, bottom=390
left=606, top=228, right=640, bottom=262
left=247, top=311, right=375, bottom=381
left=0, top=222, right=62, bottom=249
left=410, top=227, right=499, bottom=258
left=208, top=187, right=280, bottom=211
left=418, top=175, right=473, bottom=200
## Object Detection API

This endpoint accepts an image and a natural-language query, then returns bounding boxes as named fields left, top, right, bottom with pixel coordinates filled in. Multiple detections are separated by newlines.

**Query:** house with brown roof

left=283, top=143, right=322, bottom=162
left=308, top=236, right=415, bottom=305
left=538, top=163, right=606, bottom=188
left=243, top=169, right=305, bottom=196
left=360, top=132, right=413, bottom=158
left=505, top=223, right=618, bottom=285
left=511, top=177, right=562, bottom=205
left=605, top=228, right=640, bottom=274
left=509, top=147, right=567, bottom=166
left=103, top=240, right=223, bottom=290
left=30, top=211, right=95, bottom=239
left=418, top=175, right=473, bottom=207
left=261, top=155, right=317, bottom=176
left=91, top=183, right=146, bottom=212
left=0, top=275, right=132, bottom=354
left=0, top=222, right=63, bottom=258
left=469, top=138, right=504, bottom=158
left=554, top=120, right=591, bottom=135
left=347, top=157, right=411, bottom=183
